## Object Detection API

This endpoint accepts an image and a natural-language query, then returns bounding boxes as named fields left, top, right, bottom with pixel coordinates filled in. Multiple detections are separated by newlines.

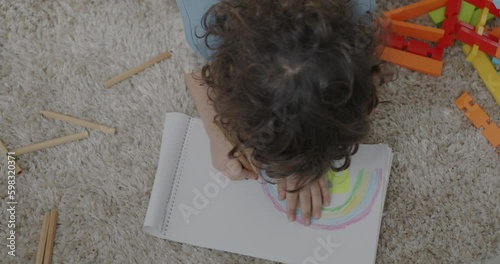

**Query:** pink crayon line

left=261, top=168, right=383, bottom=230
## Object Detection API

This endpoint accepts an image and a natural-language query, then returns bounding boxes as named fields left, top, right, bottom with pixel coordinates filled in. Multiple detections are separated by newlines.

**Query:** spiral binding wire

left=161, top=118, right=194, bottom=234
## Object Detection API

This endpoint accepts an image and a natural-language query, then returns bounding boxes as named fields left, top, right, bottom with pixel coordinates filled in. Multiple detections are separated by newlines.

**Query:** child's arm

left=184, top=72, right=257, bottom=180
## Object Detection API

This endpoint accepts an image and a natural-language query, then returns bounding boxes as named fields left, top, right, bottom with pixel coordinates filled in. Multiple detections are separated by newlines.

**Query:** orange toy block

left=380, top=46, right=443, bottom=76
left=384, top=0, right=448, bottom=21
left=455, top=92, right=500, bottom=149
left=455, top=92, right=491, bottom=128
left=482, top=123, right=500, bottom=147
left=385, top=19, right=445, bottom=42
left=486, top=27, right=500, bottom=39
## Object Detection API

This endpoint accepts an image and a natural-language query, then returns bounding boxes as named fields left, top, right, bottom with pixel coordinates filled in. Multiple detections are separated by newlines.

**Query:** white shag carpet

left=0, top=0, right=499, bottom=263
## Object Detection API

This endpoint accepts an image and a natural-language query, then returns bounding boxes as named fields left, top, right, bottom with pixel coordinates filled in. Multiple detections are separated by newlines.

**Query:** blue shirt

left=176, top=0, right=377, bottom=61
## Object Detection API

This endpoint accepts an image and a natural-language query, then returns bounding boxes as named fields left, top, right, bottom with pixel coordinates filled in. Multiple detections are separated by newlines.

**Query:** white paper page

left=147, top=114, right=392, bottom=264
left=143, top=113, right=191, bottom=236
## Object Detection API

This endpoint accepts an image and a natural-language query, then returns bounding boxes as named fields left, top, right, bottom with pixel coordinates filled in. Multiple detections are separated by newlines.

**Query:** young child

left=178, top=0, right=381, bottom=226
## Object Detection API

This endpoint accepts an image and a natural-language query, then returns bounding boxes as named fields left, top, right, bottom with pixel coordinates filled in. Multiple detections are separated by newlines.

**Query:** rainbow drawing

left=260, top=168, right=383, bottom=230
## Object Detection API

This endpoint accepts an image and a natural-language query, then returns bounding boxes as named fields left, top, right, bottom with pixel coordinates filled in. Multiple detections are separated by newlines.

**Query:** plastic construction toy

left=380, top=0, right=449, bottom=76
left=379, top=46, right=444, bottom=76
left=455, top=92, right=500, bottom=150
left=428, top=1, right=495, bottom=25
left=462, top=44, right=500, bottom=105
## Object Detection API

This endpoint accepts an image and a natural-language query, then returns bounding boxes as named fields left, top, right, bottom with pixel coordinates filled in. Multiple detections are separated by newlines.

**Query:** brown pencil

left=40, top=110, right=116, bottom=135
left=43, top=210, right=58, bottom=264
left=0, top=138, right=22, bottom=174
left=12, top=131, right=88, bottom=156
left=104, top=51, right=172, bottom=88
left=213, top=121, right=256, bottom=173
left=35, top=212, right=50, bottom=264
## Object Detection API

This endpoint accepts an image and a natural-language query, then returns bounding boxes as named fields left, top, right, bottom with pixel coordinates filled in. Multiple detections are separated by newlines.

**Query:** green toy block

left=428, top=1, right=476, bottom=25
left=428, top=6, right=445, bottom=25
left=458, top=2, right=476, bottom=23
left=470, top=8, right=495, bottom=26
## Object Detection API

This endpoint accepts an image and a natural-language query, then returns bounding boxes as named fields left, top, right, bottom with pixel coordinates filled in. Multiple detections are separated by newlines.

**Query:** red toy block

left=407, top=40, right=434, bottom=57
left=455, top=23, right=500, bottom=58
left=382, top=33, right=444, bottom=60
left=431, top=47, right=444, bottom=60
left=384, top=34, right=407, bottom=50
left=461, top=21, right=500, bottom=41
left=445, top=0, right=462, bottom=17
left=437, top=0, right=463, bottom=48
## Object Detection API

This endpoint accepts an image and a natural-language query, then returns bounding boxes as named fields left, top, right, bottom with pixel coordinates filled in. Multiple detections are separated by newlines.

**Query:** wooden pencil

left=43, top=210, right=58, bottom=264
left=41, top=110, right=116, bottom=135
left=12, top=131, right=88, bottom=156
left=35, top=212, right=50, bottom=264
left=104, top=51, right=172, bottom=88
left=0, top=138, right=22, bottom=174
left=213, top=121, right=256, bottom=173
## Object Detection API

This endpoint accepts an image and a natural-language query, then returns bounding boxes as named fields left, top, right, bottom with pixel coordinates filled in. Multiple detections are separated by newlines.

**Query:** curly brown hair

left=199, top=0, right=382, bottom=191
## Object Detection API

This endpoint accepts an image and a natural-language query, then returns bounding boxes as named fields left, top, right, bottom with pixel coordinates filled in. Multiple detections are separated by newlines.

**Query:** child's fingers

left=310, top=183, right=322, bottom=219
left=223, top=159, right=257, bottom=180
left=277, top=180, right=286, bottom=201
left=223, top=159, right=243, bottom=180
left=286, top=191, right=298, bottom=222
left=299, top=188, right=312, bottom=226
left=239, top=169, right=257, bottom=180
left=318, top=176, right=331, bottom=206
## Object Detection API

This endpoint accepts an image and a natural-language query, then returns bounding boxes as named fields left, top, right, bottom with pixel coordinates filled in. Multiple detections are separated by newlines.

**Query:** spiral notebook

left=143, top=112, right=393, bottom=264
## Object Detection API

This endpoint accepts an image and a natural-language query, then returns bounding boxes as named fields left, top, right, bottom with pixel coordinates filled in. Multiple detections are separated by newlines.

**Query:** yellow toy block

left=462, top=45, right=500, bottom=106
left=466, top=8, right=490, bottom=62
left=466, top=45, right=479, bottom=62
left=475, top=8, right=489, bottom=36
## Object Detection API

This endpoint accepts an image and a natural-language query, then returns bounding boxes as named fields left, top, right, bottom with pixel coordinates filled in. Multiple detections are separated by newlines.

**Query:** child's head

left=200, top=0, right=382, bottom=190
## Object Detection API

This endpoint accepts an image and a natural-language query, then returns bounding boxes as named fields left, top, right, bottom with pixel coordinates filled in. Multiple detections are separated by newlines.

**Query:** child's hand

left=208, top=126, right=257, bottom=181
left=184, top=71, right=257, bottom=181
left=277, top=176, right=331, bottom=226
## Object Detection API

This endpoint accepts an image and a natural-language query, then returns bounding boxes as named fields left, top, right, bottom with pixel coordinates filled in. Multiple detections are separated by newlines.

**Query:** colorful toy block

left=380, top=46, right=443, bottom=76
left=466, top=7, right=491, bottom=61
left=461, top=22, right=500, bottom=41
left=475, top=7, right=490, bottom=35
left=462, top=44, right=500, bottom=105
left=470, top=8, right=496, bottom=25
left=464, top=0, right=500, bottom=17
left=428, top=5, right=446, bottom=25
left=459, top=2, right=480, bottom=22
left=486, top=27, right=500, bottom=38
left=456, top=22, right=500, bottom=58
left=383, top=33, right=444, bottom=60
left=384, top=0, right=447, bottom=20
left=429, top=1, right=476, bottom=25
left=455, top=92, right=500, bottom=149
left=385, top=19, right=445, bottom=42
left=437, top=0, right=463, bottom=48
